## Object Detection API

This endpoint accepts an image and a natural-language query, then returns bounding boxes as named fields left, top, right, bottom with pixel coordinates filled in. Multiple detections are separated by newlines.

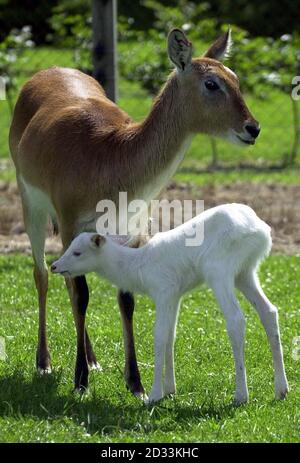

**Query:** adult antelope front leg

left=68, top=276, right=90, bottom=391
left=17, top=177, right=51, bottom=374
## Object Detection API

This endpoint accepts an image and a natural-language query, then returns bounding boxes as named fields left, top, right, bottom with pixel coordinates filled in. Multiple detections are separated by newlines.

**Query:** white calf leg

left=237, top=272, right=288, bottom=400
left=164, top=300, right=180, bottom=396
left=147, top=301, right=176, bottom=403
left=211, top=281, right=248, bottom=404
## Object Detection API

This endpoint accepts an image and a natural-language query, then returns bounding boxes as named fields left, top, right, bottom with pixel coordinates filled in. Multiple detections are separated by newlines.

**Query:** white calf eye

left=73, top=251, right=81, bottom=257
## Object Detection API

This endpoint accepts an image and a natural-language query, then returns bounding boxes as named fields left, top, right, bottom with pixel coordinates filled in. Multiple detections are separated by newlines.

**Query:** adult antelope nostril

left=51, top=264, right=57, bottom=272
left=245, top=124, right=261, bottom=139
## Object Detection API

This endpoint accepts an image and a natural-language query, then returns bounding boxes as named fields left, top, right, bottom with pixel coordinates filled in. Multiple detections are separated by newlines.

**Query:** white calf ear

left=90, top=234, right=105, bottom=248
left=167, top=28, right=192, bottom=72
left=203, top=28, right=232, bottom=61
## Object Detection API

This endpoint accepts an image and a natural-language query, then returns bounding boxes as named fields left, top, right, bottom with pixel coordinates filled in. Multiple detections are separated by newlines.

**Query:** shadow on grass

left=0, top=371, right=243, bottom=436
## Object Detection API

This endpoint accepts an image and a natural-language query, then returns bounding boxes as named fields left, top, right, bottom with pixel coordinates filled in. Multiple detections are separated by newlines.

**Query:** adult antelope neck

left=103, top=72, right=191, bottom=199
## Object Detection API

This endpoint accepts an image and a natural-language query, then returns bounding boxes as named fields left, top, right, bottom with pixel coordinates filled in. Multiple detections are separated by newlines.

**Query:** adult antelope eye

left=73, top=251, right=81, bottom=257
left=205, top=80, right=219, bottom=91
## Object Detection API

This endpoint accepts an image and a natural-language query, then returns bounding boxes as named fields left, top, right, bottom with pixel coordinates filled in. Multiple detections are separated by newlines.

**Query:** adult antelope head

left=167, top=28, right=260, bottom=145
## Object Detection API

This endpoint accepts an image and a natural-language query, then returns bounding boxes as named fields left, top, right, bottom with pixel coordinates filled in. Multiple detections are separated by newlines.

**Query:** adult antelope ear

left=203, top=28, right=232, bottom=62
left=90, top=234, right=106, bottom=248
left=167, top=28, right=192, bottom=72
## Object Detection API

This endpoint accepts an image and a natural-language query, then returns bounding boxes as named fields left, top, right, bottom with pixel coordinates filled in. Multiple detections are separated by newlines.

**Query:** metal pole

left=92, top=0, right=118, bottom=102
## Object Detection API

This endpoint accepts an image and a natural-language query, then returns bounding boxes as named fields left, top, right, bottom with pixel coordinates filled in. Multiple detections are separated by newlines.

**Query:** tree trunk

left=92, top=0, right=118, bottom=102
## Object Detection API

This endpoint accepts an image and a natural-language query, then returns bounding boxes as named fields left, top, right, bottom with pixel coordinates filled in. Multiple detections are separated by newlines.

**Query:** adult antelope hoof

left=125, top=378, right=146, bottom=401
left=88, top=361, right=102, bottom=372
left=36, top=350, right=52, bottom=375
left=86, top=346, right=101, bottom=371
left=133, top=389, right=148, bottom=402
left=74, top=364, right=89, bottom=392
left=74, top=385, right=88, bottom=395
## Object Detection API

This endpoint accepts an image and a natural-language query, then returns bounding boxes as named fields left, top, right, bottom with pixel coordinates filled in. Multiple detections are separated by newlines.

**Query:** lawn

left=0, top=254, right=299, bottom=443
left=0, top=44, right=300, bottom=443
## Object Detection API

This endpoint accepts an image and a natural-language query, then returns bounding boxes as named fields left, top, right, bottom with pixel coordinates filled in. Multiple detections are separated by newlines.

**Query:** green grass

left=174, top=168, right=300, bottom=186
left=0, top=254, right=299, bottom=443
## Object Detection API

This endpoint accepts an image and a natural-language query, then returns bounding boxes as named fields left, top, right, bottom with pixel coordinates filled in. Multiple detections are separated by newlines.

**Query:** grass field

left=0, top=254, right=299, bottom=443
left=0, top=44, right=300, bottom=443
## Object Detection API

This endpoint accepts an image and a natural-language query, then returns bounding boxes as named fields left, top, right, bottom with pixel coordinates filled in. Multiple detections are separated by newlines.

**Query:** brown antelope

left=9, top=29, right=260, bottom=396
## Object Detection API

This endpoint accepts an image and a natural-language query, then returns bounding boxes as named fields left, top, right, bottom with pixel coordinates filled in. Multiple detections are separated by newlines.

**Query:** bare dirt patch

left=0, top=180, right=299, bottom=254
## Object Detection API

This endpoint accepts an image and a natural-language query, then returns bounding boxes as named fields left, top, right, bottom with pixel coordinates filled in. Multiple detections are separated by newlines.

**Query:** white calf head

left=51, top=232, right=106, bottom=277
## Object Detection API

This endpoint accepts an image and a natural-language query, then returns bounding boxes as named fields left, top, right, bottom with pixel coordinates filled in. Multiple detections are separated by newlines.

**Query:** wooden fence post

left=92, top=0, right=118, bottom=102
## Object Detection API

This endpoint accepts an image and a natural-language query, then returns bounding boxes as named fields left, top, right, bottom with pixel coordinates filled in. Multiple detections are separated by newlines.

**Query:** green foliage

left=119, top=1, right=218, bottom=95
left=0, top=26, right=35, bottom=113
left=0, top=0, right=56, bottom=44
left=47, top=0, right=92, bottom=73
left=119, top=1, right=300, bottom=100
left=118, top=2, right=300, bottom=164
left=0, top=253, right=299, bottom=442
left=204, top=0, right=300, bottom=38
left=230, top=31, right=300, bottom=98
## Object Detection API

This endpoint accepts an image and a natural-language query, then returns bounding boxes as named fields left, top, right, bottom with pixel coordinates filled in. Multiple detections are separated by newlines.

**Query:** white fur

left=52, top=203, right=289, bottom=404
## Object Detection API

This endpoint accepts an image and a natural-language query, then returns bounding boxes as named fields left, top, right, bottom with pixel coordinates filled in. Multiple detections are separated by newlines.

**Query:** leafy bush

left=0, top=0, right=56, bottom=44
left=47, top=0, right=92, bottom=73
left=0, top=25, right=35, bottom=113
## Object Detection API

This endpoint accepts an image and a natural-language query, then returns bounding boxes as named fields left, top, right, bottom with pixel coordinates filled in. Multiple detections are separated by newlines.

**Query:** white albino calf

left=51, top=203, right=289, bottom=404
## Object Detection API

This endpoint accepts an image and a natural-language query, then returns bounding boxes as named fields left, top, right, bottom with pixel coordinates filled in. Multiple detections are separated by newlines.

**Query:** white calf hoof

left=164, top=387, right=176, bottom=397
left=38, top=366, right=52, bottom=375
left=233, top=394, right=249, bottom=406
left=275, top=386, right=289, bottom=400
left=144, top=394, right=163, bottom=405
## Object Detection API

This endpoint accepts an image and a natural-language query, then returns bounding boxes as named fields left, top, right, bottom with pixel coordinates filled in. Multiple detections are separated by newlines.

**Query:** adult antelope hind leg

left=118, top=291, right=146, bottom=399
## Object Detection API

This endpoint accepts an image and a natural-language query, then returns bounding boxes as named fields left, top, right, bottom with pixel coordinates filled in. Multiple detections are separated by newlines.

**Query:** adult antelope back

left=9, top=28, right=260, bottom=395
